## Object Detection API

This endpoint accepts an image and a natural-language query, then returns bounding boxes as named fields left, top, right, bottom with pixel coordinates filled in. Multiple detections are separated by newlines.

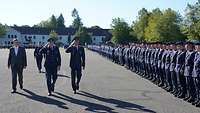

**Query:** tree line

left=0, top=1, right=200, bottom=44
left=111, top=1, right=200, bottom=44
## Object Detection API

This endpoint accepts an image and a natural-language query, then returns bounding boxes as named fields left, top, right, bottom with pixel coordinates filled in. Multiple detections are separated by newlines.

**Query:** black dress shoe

left=184, top=96, right=190, bottom=101
left=74, top=90, right=77, bottom=94
left=195, top=102, right=200, bottom=107
left=178, top=94, right=185, bottom=99
left=192, top=100, right=199, bottom=105
left=48, top=93, right=52, bottom=96
left=187, top=97, right=194, bottom=103
left=11, top=90, right=16, bottom=94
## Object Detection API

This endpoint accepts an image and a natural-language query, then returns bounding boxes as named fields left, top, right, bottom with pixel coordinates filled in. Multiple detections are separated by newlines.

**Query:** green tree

left=71, top=8, right=83, bottom=30
left=0, top=23, right=6, bottom=38
left=110, top=18, right=134, bottom=44
left=144, top=8, right=163, bottom=42
left=132, top=8, right=149, bottom=41
left=49, top=15, right=57, bottom=29
left=90, top=25, right=101, bottom=29
left=57, top=14, right=65, bottom=28
left=74, top=27, right=92, bottom=45
left=35, top=14, right=66, bottom=29
left=157, top=8, right=185, bottom=42
left=182, top=1, right=200, bottom=40
left=49, top=30, right=58, bottom=41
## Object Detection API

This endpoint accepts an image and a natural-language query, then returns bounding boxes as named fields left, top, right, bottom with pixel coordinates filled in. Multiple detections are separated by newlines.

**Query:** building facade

left=0, top=26, right=111, bottom=47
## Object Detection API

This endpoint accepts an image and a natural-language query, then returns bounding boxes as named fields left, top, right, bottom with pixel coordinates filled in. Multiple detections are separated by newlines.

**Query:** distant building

left=0, top=26, right=112, bottom=47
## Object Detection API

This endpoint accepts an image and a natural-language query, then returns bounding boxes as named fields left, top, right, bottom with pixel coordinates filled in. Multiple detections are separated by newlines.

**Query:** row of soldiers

left=88, top=41, right=200, bottom=107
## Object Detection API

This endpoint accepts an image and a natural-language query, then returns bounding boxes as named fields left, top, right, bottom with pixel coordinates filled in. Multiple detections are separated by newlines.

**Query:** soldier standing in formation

left=88, top=41, right=200, bottom=107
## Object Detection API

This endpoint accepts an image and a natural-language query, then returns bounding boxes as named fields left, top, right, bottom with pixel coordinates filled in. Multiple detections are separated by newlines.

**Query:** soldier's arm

left=8, top=48, right=12, bottom=68
left=57, top=47, right=61, bottom=66
left=65, top=46, right=73, bottom=53
left=82, top=47, right=85, bottom=68
left=66, top=40, right=75, bottom=53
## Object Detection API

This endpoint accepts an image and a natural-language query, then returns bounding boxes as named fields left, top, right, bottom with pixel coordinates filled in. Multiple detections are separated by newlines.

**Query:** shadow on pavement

left=77, top=91, right=156, bottom=113
left=54, top=92, right=117, bottom=113
left=57, top=74, right=71, bottom=78
left=16, top=89, right=68, bottom=110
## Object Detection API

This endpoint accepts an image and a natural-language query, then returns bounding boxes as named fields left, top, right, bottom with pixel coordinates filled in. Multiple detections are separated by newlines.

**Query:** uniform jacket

left=40, top=46, right=61, bottom=68
left=66, top=45, right=85, bottom=69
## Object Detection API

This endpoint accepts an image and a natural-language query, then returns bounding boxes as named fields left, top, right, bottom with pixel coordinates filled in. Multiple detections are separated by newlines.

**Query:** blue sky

left=0, top=0, right=198, bottom=28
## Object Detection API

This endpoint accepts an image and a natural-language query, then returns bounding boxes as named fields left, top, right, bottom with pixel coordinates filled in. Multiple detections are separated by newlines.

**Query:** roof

left=11, top=26, right=112, bottom=37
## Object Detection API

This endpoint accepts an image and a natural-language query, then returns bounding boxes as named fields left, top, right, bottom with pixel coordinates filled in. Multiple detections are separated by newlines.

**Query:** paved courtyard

left=0, top=49, right=200, bottom=113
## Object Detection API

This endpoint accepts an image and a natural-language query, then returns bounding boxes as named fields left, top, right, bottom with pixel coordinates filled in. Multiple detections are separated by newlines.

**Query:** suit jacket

left=8, top=46, right=27, bottom=68
left=66, top=45, right=85, bottom=69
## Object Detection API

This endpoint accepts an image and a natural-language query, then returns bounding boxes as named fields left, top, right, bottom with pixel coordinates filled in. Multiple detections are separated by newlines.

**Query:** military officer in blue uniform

left=170, top=43, right=178, bottom=95
left=164, top=43, right=173, bottom=92
left=183, top=42, right=196, bottom=102
left=157, top=43, right=165, bottom=87
left=192, top=42, right=200, bottom=106
left=66, top=36, right=85, bottom=94
left=175, top=42, right=186, bottom=98
left=34, top=43, right=43, bottom=73
left=40, top=38, right=61, bottom=96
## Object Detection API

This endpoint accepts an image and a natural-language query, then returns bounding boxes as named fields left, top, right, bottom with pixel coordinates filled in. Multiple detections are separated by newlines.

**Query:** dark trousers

left=165, top=69, right=172, bottom=88
left=177, top=72, right=186, bottom=96
left=193, top=77, right=200, bottom=100
left=185, top=76, right=195, bottom=98
left=171, top=71, right=178, bottom=91
left=45, top=66, right=58, bottom=93
left=71, top=68, right=82, bottom=91
left=11, top=65, right=23, bottom=91
left=36, top=57, right=42, bottom=71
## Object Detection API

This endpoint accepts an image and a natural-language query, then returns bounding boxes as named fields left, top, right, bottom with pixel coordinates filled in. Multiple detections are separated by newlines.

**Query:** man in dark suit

left=40, top=38, right=61, bottom=96
left=66, top=36, right=85, bottom=94
left=34, top=43, right=43, bottom=73
left=8, top=38, right=27, bottom=93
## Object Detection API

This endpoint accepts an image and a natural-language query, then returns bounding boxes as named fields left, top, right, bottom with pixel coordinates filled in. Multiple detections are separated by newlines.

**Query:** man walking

left=40, top=38, right=61, bottom=96
left=66, top=36, right=85, bottom=94
left=8, top=38, right=27, bottom=93
left=34, top=43, right=43, bottom=73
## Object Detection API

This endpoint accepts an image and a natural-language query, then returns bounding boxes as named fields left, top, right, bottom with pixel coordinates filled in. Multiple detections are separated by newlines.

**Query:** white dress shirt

left=14, top=46, right=19, bottom=56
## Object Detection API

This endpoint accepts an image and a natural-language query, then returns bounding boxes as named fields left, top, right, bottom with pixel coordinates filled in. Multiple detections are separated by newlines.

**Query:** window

left=5, top=41, right=7, bottom=44
left=8, top=41, right=10, bottom=44
left=8, top=35, right=10, bottom=38
left=15, top=35, right=17, bottom=38
left=93, top=37, right=96, bottom=41
left=42, top=36, right=45, bottom=40
left=11, top=35, right=13, bottom=38
left=33, top=36, right=36, bottom=39
left=60, top=37, right=62, bottom=40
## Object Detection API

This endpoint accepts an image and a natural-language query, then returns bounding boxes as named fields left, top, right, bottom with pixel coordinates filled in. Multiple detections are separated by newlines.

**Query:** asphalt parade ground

left=0, top=49, right=200, bottom=113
